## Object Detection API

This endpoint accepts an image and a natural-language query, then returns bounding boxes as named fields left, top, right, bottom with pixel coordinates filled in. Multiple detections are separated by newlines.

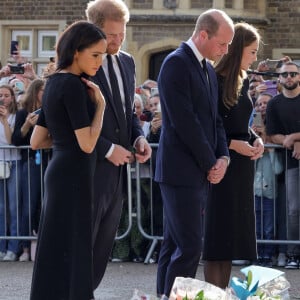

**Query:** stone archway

left=135, top=38, right=181, bottom=85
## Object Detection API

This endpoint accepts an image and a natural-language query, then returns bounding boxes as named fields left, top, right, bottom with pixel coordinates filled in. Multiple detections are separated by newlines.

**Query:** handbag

left=0, top=161, right=11, bottom=179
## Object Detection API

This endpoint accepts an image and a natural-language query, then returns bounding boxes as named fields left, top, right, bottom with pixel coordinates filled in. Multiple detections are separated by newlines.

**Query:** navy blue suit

left=91, top=51, right=143, bottom=289
left=155, top=42, right=229, bottom=296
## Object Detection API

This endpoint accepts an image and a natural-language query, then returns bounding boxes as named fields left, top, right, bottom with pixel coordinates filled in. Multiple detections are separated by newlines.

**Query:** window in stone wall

left=38, top=30, right=57, bottom=57
left=12, top=30, right=33, bottom=58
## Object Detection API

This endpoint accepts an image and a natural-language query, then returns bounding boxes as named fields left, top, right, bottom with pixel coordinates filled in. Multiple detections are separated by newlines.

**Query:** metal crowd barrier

left=0, top=145, right=49, bottom=242
left=1, top=144, right=300, bottom=264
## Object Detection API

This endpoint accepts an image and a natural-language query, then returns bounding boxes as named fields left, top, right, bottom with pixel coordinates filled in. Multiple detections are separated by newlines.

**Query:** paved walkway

left=0, top=262, right=300, bottom=299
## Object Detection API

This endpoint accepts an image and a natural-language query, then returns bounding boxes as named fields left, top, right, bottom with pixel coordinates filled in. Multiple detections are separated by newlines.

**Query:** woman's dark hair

left=22, top=79, right=44, bottom=113
left=56, top=20, right=106, bottom=71
left=215, top=22, right=260, bottom=108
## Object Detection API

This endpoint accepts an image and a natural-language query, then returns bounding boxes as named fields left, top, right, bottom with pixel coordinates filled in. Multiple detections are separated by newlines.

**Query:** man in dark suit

left=155, top=9, right=234, bottom=298
left=86, top=0, right=152, bottom=290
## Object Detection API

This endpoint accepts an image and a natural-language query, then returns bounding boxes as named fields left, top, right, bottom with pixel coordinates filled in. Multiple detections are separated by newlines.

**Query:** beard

left=281, top=82, right=299, bottom=90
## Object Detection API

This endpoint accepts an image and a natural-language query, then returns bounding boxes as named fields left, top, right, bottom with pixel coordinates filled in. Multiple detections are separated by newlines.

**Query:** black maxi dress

left=203, top=76, right=258, bottom=261
left=30, top=73, right=96, bottom=300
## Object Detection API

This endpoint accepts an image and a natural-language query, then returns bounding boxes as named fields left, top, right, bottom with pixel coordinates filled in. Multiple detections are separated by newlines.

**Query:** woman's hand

left=81, top=77, right=106, bottom=108
left=230, top=139, right=262, bottom=158
left=0, top=105, right=9, bottom=123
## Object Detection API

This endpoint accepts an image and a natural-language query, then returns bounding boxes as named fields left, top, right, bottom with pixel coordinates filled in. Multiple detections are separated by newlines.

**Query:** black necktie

left=107, top=54, right=127, bottom=119
left=202, top=58, right=207, bottom=73
left=202, top=58, right=210, bottom=85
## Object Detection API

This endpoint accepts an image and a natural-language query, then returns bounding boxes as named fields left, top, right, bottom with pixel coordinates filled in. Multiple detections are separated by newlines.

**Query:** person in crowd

left=154, top=9, right=234, bottom=299
left=252, top=92, right=283, bottom=267
left=248, top=75, right=264, bottom=104
left=136, top=86, right=152, bottom=137
left=141, top=79, right=158, bottom=92
left=12, top=79, right=46, bottom=262
left=29, top=20, right=106, bottom=300
left=41, top=57, right=56, bottom=79
left=16, top=90, right=25, bottom=109
left=0, top=63, right=38, bottom=89
left=203, top=22, right=264, bottom=289
left=266, top=61, right=300, bottom=269
left=146, top=92, right=163, bottom=264
left=85, top=0, right=152, bottom=290
left=134, top=93, right=151, bottom=136
left=0, top=84, right=21, bottom=262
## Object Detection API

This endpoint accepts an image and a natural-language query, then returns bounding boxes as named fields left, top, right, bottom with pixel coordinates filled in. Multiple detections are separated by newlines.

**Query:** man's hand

left=134, top=137, right=152, bottom=163
left=207, top=158, right=228, bottom=184
left=107, top=145, right=132, bottom=166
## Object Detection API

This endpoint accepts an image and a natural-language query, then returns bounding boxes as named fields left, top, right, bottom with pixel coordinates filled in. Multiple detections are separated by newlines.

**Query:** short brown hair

left=86, top=0, right=130, bottom=29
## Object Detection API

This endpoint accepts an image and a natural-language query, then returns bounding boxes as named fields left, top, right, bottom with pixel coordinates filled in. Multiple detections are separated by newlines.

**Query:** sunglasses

left=280, top=72, right=299, bottom=78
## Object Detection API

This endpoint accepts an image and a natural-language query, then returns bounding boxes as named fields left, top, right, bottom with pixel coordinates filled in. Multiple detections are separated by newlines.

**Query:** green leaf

left=194, top=290, right=204, bottom=300
left=247, top=270, right=253, bottom=289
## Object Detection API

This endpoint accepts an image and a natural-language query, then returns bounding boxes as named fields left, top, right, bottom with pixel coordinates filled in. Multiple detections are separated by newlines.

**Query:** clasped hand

left=207, top=158, right=228, bottom=184
left=230, top=139, right=264, bottom=160
left=108, top=138, right=152, bottom=166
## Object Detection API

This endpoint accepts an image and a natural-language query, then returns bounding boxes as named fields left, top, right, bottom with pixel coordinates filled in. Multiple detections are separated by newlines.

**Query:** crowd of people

left=0, top=2, right=299, bottom=299
left=0, top=62, right=48, bottom=262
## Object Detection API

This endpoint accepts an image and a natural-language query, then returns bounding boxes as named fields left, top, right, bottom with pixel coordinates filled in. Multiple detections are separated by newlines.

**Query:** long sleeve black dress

left=203, top=76, right=258, bottom=261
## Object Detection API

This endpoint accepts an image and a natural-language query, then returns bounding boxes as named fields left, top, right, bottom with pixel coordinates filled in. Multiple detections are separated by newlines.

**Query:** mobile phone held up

left=252, top=111, right=263, bottom=127
left=10, top=40, right=19, bottom=55
left=32, top=108, right=42, bottom=115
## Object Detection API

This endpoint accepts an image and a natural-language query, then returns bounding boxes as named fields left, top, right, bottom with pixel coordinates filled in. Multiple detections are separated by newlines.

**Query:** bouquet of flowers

left=230, top=266, right=290, bottom=300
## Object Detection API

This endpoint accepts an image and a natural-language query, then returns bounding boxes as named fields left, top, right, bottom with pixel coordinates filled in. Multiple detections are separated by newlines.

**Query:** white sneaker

left=277, top=253, right=286, bottom=267
left=19, top=252, right=30, bottom=262
left=3, top=251, right=17, bottom=262
left=0, top=251, right=6, bottom=261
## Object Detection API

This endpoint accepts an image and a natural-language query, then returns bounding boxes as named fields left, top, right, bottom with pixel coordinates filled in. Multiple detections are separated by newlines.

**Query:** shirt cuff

left=220, top=155, right=230, bottom=166
left=133, top=135, right=145, bottom=147
left=105, top=144, right=115, bottom=158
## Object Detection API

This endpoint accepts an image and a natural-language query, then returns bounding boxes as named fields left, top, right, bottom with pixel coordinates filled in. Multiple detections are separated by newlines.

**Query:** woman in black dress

left=203, top=23, right=264, bottom=289
left=30, top=21, right=106, bottom=300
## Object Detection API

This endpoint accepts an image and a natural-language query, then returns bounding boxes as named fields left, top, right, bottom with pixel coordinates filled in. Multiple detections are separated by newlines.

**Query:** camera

left=139, top=110, right=153, bottom=122
left=9, top=65, right=25, bottom=74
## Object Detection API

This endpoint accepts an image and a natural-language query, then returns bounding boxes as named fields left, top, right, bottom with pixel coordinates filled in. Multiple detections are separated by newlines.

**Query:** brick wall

left=0, top=0, right=88, bottom=22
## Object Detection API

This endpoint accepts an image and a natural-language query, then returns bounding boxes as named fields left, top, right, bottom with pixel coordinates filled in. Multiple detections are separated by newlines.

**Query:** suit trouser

left=92, top=161, right=124, bottom=290
left=156, top=182, right=208, bottom=297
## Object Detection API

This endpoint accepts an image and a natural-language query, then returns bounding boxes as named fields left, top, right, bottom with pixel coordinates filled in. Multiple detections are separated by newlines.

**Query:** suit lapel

left=97, top=66, right=128, bottom=133
left=116, top=56, right=132, bottom=137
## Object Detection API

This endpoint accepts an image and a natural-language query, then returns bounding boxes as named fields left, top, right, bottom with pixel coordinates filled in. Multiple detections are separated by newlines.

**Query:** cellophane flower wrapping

left=231, top=265, right=290, bottom=300
left=169, top=277, right=239, bottom=300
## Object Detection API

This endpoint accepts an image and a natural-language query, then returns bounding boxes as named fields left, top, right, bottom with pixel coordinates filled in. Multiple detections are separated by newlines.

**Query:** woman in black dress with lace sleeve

left=203, top=23, right=264, bottom=289
left=30, top=21, right=106, bottom=300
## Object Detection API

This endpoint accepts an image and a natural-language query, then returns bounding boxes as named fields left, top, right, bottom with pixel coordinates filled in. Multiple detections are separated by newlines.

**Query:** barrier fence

left=0, top=144, right=299, bottom=263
